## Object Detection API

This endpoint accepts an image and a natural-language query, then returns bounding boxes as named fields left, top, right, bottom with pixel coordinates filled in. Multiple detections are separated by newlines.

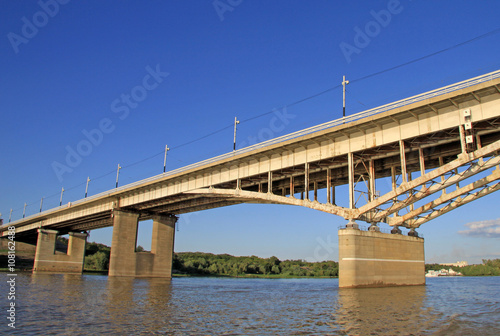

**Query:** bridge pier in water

left=338, top=225, right=425, bottom=288
left=108, top=210, right=176, bottom=277
left=33, top=229, right=88, bottom=274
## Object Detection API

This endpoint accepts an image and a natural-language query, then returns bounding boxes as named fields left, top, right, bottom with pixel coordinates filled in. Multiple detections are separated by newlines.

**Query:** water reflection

left=335, top=285, right=438, bottom=335
left=106, top=277, right=174, bottom=334
left=6, top=274, right=499, bottom=335
left=22, top=273, right=174, bottom=335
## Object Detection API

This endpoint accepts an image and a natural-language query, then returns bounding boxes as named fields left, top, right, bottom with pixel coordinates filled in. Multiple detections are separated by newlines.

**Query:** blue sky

left=1, top=0, right=500, bottom=264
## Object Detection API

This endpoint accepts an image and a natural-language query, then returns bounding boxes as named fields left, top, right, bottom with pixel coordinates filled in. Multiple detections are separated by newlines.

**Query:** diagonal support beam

left=404, top=180, right=500, bottom=228
left=387, top=167, right=500, bottom=227
left=356, top=139, right=500, bottom=219
left=371, top=154, right=500, bottom=222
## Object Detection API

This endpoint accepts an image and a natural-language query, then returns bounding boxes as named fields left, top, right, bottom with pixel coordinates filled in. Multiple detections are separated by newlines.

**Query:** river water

left=2, top=273, right=499, bottom=335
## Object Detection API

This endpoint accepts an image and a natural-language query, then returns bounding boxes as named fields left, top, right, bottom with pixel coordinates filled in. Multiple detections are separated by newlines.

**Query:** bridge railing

left=7, top=70, right=500, bottom=225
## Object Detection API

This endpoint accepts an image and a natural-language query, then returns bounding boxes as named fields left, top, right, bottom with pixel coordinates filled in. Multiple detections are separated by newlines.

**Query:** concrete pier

left=109, top=210, right=176, bottom=277
left=33, top=229, right=88, bottom=274
left=338, top=227, right=425, bottom=288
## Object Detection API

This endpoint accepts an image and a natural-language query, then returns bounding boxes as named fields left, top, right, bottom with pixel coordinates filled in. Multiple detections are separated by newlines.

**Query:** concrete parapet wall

left=339, top=228, right=425, bottom=288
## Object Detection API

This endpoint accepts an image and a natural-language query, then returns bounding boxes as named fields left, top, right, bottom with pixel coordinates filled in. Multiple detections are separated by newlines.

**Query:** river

left=2, top=273, right=499, bottom=335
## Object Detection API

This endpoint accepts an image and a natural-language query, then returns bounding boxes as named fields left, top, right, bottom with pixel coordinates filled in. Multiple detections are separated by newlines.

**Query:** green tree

left=84, top=251, right=109, bottom=270
left=208, top=263, right=218, bottom=274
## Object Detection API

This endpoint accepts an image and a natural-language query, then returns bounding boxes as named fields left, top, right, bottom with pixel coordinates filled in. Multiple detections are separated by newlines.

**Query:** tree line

left=425, top=259, right=500, bottom=276
left=81, top=241, right=338, bottom=277
left=173, top=252, right=339, bottom=277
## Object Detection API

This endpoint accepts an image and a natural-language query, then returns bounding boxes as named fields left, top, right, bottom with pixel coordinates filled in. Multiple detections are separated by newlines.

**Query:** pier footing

left=109, top=210, right=176, bottom=277
left=33, top=229, right=87, bottom=274
left=338, top=227, right=425, bottom=288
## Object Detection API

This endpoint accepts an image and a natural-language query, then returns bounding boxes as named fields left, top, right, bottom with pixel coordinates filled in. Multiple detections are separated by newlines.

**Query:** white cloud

left=458, top=218, right=500, bottom=238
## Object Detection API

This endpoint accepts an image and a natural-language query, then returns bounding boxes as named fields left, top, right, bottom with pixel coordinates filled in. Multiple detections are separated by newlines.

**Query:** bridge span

left=2, top=70, right=500, bottom=287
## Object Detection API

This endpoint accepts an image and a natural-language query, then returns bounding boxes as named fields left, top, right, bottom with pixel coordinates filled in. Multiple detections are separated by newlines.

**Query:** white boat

left=425, top=270, right=439, bottom=277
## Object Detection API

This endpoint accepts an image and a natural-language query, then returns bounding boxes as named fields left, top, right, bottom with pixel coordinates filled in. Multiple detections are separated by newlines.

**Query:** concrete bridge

left=2, top=70, right=500, bottom=287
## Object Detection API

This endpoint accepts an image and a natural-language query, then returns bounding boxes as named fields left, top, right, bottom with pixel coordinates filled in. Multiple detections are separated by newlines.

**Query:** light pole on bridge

left=163, top=145, right=170, bottom=173
left=85, top=177, right=91, bottom=198
left=59, top=187, right=64, bottom=206
left=233, top=116, right=240, bottom=152
left=116, top=164, right=121, bottom=188
left=342, top=75, right=349, bottom=122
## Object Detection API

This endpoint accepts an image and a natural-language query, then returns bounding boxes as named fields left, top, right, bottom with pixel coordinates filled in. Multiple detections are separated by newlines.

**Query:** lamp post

left=59, top=187, right=64, bottom=206
left=233, top=116, right=240, bottom=152
left=163, top=145, right=170, bottom=173
left=22, top=203, right=27, bottom=218
left=9, top=209, right=12, bottom=223
left=85, top=177, right=91, bottom=198
left=115, top=164, right=121, bottom=188
left=342, top=75, right=349, bottom=121
left=39, top=197, right=44, bottom=213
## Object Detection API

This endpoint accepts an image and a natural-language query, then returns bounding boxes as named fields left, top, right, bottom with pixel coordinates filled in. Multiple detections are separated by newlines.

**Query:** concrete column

left=331, top=186, right=336, bottom=205
left=326, top=168, right=331, bottom=204
left=304, top=163, right=309, bottom=200
left=109, top=210, right=139, bottom=277
left=459, top=124, right=467, bottom=153
left=313, top=181, right=318, bottom=201
left=369, top=159, right=376, bottom=202
left=419, top=147, right=426, bottom=176
left=348, top=152, right=354, bottom=209
left=33, top=229, right=87, bottom=274
left=268, top=171, right=273, bottom=194
left=399, top=140, right=408, bottom=183
left=109, top=210, right=176, bottom=278
left=149, top=215, right=176, bottom=277
left=339, top=228, right=425, bottom=288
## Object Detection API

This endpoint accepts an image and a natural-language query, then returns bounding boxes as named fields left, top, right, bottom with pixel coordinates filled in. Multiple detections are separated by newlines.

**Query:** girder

left=184, top=188, right=356, bottom=219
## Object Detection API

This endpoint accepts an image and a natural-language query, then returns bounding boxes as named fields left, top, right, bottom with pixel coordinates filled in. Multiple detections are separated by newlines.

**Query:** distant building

left=425, top=268, right=463, bottom=277
left=440, top=261, right=468, bottom=267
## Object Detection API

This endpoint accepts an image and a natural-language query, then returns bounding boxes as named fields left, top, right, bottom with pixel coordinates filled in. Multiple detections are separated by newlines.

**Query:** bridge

left=2, top=70, right=500, bottom=287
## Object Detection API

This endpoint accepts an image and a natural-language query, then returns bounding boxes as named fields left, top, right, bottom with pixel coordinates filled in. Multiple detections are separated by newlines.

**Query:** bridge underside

left=120, top=121, right=500, bottom=232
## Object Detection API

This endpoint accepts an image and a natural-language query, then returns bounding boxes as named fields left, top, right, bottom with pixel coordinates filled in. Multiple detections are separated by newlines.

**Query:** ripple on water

left=3, top=274, right=499, bottom=335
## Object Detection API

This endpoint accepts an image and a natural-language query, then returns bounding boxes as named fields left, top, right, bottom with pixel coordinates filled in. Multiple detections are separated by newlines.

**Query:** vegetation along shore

left=1, top=238, right=499, bottom=277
